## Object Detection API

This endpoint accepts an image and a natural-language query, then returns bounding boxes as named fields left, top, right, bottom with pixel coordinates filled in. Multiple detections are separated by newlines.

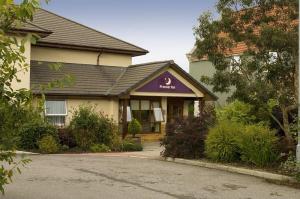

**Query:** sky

left=41, top=0, right=218, bottom=71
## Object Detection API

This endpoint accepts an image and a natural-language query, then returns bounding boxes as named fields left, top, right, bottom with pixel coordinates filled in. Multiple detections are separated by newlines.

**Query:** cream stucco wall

left=11, top=36, right=31, bottom=90
left=65, top=98, right=119, bottom=125
left=31, top=46, right=132, bottom=67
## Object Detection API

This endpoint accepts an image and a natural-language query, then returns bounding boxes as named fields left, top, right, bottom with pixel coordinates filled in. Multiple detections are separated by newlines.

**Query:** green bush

left=128, top=118, right=142, bottom=137
left=37, top=135, right=59, bottom=154
left=122, top=140, right=143, bottom=151
left=69, top=106, right=100, bottom=150
left=280, top=153, right=300, bottom=182
left=216, top=100, right=256, bottom=124
left=69, top=106, right=121, bottom=150
left=19, top=121, right=58, bottom=150
left=238, top=124, right=278, bottom=167
left=205, top=120, right=243, bottom=162
left=90, top=144, right=111, bottom=152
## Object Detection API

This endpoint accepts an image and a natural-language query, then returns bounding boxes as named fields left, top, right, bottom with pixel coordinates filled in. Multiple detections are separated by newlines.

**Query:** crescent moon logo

left=165, top=77, right=172, bottom=85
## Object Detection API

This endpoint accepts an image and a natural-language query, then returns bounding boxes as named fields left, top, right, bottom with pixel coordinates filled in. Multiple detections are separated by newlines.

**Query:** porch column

left=198, top=98, right=205, bottom=117
left=122, top=99, right=129, bottom=139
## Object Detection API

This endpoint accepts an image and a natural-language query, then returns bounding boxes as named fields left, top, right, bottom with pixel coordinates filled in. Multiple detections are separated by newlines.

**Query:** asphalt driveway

left=1, top=151, right=300, bottom=199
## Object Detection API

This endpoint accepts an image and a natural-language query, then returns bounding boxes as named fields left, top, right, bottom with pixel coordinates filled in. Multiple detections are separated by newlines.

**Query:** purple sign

left=137, top=71, right=193, bottom=93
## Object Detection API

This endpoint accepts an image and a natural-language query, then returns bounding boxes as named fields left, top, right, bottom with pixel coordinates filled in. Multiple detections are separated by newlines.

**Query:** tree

left=194, top=0, right=298, bottom=149
left=0, top=0, right=42, bottom=194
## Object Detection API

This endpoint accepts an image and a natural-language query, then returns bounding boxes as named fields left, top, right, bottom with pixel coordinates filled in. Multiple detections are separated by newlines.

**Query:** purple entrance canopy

left=136, top=71, right=194, bottom=93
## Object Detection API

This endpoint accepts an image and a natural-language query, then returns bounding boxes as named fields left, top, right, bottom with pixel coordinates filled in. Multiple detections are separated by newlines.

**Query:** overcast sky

left=41, top=0, right=217, bottom=71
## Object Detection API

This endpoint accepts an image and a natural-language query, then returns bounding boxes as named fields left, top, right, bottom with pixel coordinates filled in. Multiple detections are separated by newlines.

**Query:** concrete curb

left=15, top=151, right=40, bottom=155
left=161, top=157, right=297, bottom=183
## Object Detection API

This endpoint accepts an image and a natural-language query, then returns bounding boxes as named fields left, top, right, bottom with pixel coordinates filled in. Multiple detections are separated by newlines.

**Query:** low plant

left=280, top=153, right=300, bottom=182
left=58, top=128, right=76, bottom=148
left=238, top=124, right=278, bottom=167
left=69, top=106, right=99, bottom=150
left=19, top=121, right=58, bottom=150
left=69, top=106, right=121, bottom=150
left=128, top=118, right=142, bottom=137
left=161, top=106, right=215, bottom=159
left=90, top=144, right=111, bottom=152
left=216, top=100, right=256, bottom=124
left=122, top=140, right=143, bottom=151
left=205, top=120, right=243, bottom=162
left=37, top=135, right=59, bottom=154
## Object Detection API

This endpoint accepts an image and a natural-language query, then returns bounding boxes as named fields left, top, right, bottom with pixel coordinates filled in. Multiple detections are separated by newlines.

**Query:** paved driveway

left=2, top=150, right=300, bottom=199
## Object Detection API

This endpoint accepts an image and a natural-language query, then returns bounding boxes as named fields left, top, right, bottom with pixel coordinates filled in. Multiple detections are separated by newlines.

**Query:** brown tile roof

left=30, top=60, right=217, bottom=100
left=30, top=9, right=148, bottom=56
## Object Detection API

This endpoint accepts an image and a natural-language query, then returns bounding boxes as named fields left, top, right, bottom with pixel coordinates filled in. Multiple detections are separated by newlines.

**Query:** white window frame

left=44, top=100, right=68, bottom=116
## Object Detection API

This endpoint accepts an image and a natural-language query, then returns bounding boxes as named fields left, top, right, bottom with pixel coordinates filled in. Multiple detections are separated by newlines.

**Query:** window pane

left=130, top=100, right=139, bottom=110
left=127, top=106, right=132, bottom=122
left=47, top=116, right=65, bottom=127
left=45, top=100, right=66, bottom=115
left=141, top=100, right=150, bottom=110
left=153, top=108, right=164, bottom=122
left=152, top=101, right=160, bottom=109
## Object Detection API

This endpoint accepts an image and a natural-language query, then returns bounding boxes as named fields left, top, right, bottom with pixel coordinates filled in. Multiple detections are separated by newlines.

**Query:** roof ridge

left=129, top=60, right=174, bottom=68
left=105, top=67, right=128, bottom=95
left=25, top=21, right=52, bottom=33
left=39, top=8, right=148, bottom=53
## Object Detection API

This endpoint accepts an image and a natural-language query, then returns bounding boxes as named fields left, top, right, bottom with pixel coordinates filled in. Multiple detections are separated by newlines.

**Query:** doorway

left=167, top=98, right=183, bottom=122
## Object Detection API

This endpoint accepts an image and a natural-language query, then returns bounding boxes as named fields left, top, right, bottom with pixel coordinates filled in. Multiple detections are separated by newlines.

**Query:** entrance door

left=167, top=99, right=183, bottom=122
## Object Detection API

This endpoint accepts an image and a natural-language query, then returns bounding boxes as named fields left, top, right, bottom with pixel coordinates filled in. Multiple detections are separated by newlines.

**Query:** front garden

left=17, top=105, right=142, bottom=154
left=161, top=101, right=300, bottom=182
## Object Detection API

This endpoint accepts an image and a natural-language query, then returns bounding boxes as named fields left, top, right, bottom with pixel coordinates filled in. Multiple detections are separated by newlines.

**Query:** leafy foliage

left=238, top=124, right=279, bottom=167
left=161, top=106, right=215, bottom=159
left=206, top=120, right=279, bottom=166
left=128, top=118, right=142, bottom=137
left=205, top=120, right=243, bottom=162
left=37, top=135, right=60, bottom=154
left=121, top=140, right=143, bottom=152
left=69, top=105, right=121, bottom=150
left=19, top=121, right=58, bottom=150
left=194, top=0, right=299, bottom=147
left=216, top=100, right=257, bottom=124
left=0, top=0, right=42, bottom=193
left=280, top=153, right=300, bottom=182
left=89, top=144, right=111, bottom=153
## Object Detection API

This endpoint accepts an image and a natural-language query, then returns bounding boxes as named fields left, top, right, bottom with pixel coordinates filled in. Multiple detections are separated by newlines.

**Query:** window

left=129, top=99, right=162, bottom=133
left=45, top=100, right=67, bottom=127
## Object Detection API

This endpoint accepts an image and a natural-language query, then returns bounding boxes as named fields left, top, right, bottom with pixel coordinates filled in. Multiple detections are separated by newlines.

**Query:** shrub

left=69, top=106, right=99, bottom=150
left=238, top=124, right=279, bottom=167
left=205, top=120, right=243, bottom=162
left=128, top=118, right=142, bottom=137
left=216, top=100, right=256, bottom=124
left=37, top=135, right=59, bottom=154
left=69, top=105, right=122, bottom=150
left=90, top=144, right=111, bottom=152
left=280, top=153, right=300, bottom=182
left=121, top=140, right=143, bottom=151
left=161, top=107, right=215, bottom=159
left=19, top=121, right=58, bottom=150
left=58, top=128, right=77, bottom=148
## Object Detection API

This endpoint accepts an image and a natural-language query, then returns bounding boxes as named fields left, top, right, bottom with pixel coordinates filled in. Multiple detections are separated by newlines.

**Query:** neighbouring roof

left=30, top=60, right=217, bottom=100
left=28, top=9, right=148, bottom=56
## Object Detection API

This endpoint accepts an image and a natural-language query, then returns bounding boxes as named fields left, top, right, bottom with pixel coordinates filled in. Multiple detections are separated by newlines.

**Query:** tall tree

left=194, top=0, right=298, bottom=148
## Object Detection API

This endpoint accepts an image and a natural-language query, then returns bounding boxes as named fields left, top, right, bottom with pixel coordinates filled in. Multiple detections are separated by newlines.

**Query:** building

left=187, top=47, right=234, bottom=107
left=12, top=9, right=217, bottom=141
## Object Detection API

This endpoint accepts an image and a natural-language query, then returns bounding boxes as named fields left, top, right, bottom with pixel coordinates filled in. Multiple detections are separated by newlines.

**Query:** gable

left=136, top=71, right=193, bottom=93
left=131, top=68, right=205, bottom=98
